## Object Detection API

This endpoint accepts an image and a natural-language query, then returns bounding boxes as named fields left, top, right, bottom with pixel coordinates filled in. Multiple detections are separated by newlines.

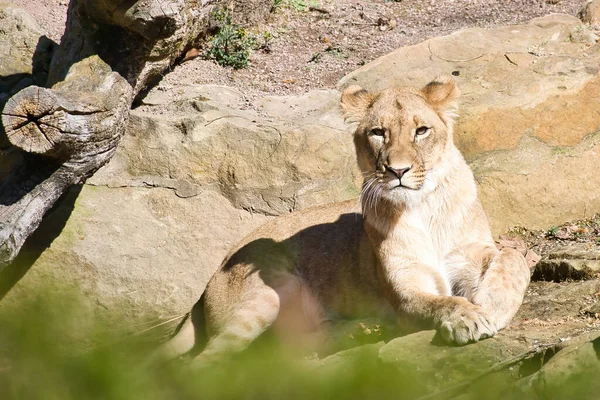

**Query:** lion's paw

left=438, top=303, right=497, bottom=346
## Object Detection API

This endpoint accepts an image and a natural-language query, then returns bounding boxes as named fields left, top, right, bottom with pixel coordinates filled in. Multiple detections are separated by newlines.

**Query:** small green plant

left=255, top=30, right=274, bottom=53
left=274, top=0, right=320, bottom=12
left=547, top=226, right=558, bottom=237
left=325, top=46, right=348, bottom=59
left=309, top=52, right=322, bottom=63
left=205, top=10, right=255, bottom=69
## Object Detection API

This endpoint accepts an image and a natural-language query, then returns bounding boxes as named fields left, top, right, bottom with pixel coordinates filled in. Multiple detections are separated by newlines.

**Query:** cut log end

left=2, top=58, right=132, bottom=161
left=2, top=87, right=65, bottom=158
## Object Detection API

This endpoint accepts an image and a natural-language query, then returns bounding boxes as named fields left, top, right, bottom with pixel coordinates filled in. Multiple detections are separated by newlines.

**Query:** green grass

left=273, top=0, right=321, bottom=12
left=0, top=291, right=425, bottom=400
left=0, top=289, right=598, bottom=400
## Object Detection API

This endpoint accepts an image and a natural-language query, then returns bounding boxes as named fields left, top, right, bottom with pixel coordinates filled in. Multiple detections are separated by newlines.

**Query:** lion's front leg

left=381, top=264, right=497, bottom=346
left=471, top=248, right=531, bottom=331
left=446, top=243, right=531, bottom=332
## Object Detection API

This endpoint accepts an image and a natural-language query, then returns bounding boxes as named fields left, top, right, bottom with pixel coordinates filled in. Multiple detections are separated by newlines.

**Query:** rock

left=378, top=330, right=528, bottom=390
left=533, top=244, right=600, bottom=282
left=517, top=280, right=600, bottom=323
left=579, top=0, right=600, bottom=25
left=339, top=14, right=600, bottom=234
left=528, top=333, right=600, bottom=399
left=306, top=342, right=385, bottom=372
left=0, top=84, right=360, bottom=330
left=0, top=4, right=54, bottom=95
left=0, top=183, right=269, bottom=329
left=94, top=85, right=359, bottom=217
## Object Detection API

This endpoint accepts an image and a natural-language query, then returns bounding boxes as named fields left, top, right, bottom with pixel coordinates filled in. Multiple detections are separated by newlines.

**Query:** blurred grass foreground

left=0, top=289, right=424, bottom=400
left=0, top=288, right=599, bottom=400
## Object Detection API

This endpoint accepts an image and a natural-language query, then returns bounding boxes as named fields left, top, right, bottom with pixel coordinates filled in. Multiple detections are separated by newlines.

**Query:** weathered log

left=4, top=57, right=131, bottom=160
left=0, top=0, right=271, bottom=268
left=48, top=0, right=220, bottom=99
left=0, top=55, right=132, bottom=267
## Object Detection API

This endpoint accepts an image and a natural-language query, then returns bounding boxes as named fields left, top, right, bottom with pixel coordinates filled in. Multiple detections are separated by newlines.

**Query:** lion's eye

left=369, top=127, right=385, bottom=137
left=415, top=126, right=430, bottom=136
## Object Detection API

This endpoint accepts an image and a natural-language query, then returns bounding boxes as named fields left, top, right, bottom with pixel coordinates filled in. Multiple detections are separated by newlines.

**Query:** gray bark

left=1, top=56, right=132, bottom=266
left=0, top=0, right=229, bottom=268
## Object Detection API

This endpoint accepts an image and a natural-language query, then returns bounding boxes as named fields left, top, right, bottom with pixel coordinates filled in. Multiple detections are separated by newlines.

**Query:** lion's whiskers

left=360, top=174, right=383, bottom=217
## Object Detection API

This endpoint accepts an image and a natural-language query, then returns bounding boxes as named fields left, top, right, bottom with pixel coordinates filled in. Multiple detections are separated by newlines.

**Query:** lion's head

left=340, top=76, right=461, bottom=209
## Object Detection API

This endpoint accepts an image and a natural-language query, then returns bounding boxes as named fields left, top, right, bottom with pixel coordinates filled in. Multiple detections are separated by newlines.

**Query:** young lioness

left=157, top=76, right=531, bottom=365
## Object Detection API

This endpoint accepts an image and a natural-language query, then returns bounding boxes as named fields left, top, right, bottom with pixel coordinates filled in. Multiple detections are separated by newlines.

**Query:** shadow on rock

left=0, top=184, right=81, bottom=300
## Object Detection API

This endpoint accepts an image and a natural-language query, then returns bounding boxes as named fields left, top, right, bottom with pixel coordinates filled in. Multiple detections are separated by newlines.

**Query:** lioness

left=157, top=76, right=530, bottom=365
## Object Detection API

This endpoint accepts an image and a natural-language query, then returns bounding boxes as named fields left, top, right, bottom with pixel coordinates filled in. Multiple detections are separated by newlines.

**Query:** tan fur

left=154, top=76, right=531, bottom=366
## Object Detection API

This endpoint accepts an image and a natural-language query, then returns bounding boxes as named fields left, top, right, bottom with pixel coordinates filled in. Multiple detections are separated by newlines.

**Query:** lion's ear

left=421, top=76, right=460, bottom=125
left=340, top=85, right=374, bottom=122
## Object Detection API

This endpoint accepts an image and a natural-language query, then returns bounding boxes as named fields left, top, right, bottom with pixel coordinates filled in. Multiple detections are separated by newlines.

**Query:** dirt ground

left=509, top=215, right=600, bottom=261
left=9, top=0, right=590, bottom=103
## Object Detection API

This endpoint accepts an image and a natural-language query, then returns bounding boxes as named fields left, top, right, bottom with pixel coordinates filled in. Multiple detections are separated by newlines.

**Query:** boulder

left=0, top=184, right=269, bottom=326
left=378, top=330, right=527, bottom=390
left=517, top=280, right=600, bottom=324
left=528, top=333, right=600, bottom=399
left=339, top=14, right=600, bottom=234
left=579, top=0, right=600, bottom=25
left=93, top=85, right=359, bottom=216
left=533, top=244, right=600, bottom=282
left=0, top=4, right=54, bottom=96
left=0, top=84, right=360, bottom=329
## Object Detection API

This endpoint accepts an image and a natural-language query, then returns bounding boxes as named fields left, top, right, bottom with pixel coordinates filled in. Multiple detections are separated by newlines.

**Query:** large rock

left=527, top=333, right=600, bottom=399
left=579, top=0, right=600, bottom=25
left=0, top=4, right=54, bottom=96
left=533, top=244, right=600, bottom=282
left=95, top=85, right=359, bottom=216
left=340, top=14, right=600, bottom=234
left=0, top=183, right=269, bottom=325
left=378, top=330, right=527, bottom=390
left=0, top=84, right=360, bottom=329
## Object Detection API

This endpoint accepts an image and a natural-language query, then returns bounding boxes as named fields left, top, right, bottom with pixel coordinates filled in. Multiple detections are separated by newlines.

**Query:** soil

left=7, top=0, right=68, bottom=42
left=505, top=216, right=600, bottom=341
left=8, top=0, right=590, bottom=106
left=508, top=215, right=600, bottom=261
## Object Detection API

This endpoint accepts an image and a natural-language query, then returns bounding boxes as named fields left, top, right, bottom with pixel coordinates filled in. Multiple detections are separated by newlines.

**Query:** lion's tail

left=149, top=293, right=208, bottom=364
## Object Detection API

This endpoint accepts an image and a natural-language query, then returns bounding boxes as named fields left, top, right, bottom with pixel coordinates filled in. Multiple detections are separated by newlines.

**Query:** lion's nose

left=387, top=166, right=411, bottom=179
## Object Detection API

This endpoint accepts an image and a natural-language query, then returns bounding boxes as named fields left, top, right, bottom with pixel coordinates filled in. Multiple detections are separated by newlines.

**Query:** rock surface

left=579, top=0, right=600, bottom=24
left=0, top=83, right=360, bottom=325
left=312, top=281, right=600, bottom=398
left=0, top=4, right=54, bottom=97
left=526, top=333, right=600, bottom=399
left=340, top=14, right=600, bottom=234
left=99, top=85, right=359, bottom=216
left=533, top=243, right=600, bottom=281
